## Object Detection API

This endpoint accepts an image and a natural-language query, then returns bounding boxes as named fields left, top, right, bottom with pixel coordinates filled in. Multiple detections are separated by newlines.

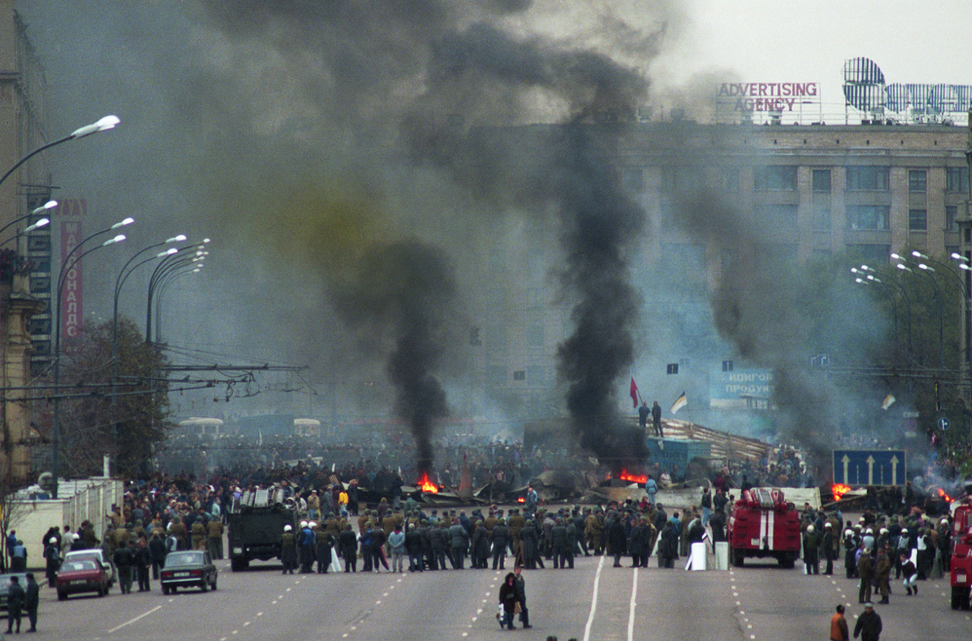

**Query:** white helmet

left=300, top=520, right=308, bottom=528
left=283, top=524, right=292, bottom=532
left=309, top=521, right=317, bottom=528
left=807, top=525, right=814, bottom=532
left=48, top=537, right=57, bottom=544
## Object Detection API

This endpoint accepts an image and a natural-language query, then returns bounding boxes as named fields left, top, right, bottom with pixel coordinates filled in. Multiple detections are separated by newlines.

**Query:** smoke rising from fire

left=333, top=240, right=457, bottom=474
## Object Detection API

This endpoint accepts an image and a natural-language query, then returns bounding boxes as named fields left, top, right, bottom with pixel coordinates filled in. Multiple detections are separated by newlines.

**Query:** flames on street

left=619, top=469, right=648, bottom=484
left=417, top=471, right=439, bottom=494
left=938, top=488, right=954, bottom=503
left=831, top=484, right=851, bottom=501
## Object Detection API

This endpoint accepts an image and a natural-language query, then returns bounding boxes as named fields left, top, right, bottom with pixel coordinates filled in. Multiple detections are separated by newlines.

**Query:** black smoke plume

left=333, top=239, right=457, bottom=475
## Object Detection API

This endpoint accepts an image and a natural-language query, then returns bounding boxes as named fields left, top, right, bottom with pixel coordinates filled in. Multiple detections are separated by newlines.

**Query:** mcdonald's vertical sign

left=59, top=199, right=86, bottom=341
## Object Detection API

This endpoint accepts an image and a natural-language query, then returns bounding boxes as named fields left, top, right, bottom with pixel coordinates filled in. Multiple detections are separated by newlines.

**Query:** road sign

left=939, top=417, right=950, bottom=431
left=833, top=449, right=906, bottom=487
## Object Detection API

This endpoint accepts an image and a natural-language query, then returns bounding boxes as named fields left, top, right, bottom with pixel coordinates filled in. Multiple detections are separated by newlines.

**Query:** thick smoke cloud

left=21, top=1, right=678, bottom=470
left=333, top=240, right=457, bottom=475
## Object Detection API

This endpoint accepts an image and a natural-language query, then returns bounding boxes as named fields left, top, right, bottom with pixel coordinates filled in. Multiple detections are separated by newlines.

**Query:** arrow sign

left=834, top=450, right=906, bottom=487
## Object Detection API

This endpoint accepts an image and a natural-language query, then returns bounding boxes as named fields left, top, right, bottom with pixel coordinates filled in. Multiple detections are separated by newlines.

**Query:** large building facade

left=0, top=2, right=50, bottom=484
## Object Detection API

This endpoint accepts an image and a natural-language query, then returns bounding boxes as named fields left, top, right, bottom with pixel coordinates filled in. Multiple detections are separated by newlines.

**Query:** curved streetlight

left=853, top=265, right=914, bottom=354
left=0, top=115, right=120, bottom=191
left=108, top=236, right=184, bottom=471
left=892, top=254, right=944, bottom=371
left=0, top=199, right=57, bottom=240
left=153, top=264, right=204, bottom=343
left=51, top=217, right=132, bottom=498
left=145, top=239, right=210, bottom=343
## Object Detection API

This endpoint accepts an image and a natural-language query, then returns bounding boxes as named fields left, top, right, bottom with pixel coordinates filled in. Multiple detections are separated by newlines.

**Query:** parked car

left=160, top=551, right=217, bottom=594
left=56, top=559, right=109, bottom=600
left=0, top=573, right=28, bottom=615
left=63, top=549, right=115, bottom=588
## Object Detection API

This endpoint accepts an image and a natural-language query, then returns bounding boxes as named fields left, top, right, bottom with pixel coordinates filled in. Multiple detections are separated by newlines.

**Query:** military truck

left=227, top=486, right=299, bottom=572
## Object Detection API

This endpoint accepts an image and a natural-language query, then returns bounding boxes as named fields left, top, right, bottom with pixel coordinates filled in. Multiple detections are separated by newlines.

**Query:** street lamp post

left=145, top=241, right=209, bottom=344
left=51, top=218, right=132, bottom=498
left=0, top=200, right=56, bottom=243
left=152, top=264, right=203, bottom=343
left=892, top=254, right=945, bottom=372
left=109, top=236, right=184, bottom=472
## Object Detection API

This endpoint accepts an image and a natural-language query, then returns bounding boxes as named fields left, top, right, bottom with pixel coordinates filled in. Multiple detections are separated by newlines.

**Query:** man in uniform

left=5, top=575, right=24, bottom=634
left=449, top=518, right=469, bottom=569
left=281, top=524, right=297, bottom=574
left=339, top=523, right=358, bottom=573
left=24, top=572, right=39, bottom=633
left=113, top=539, right=135, bottom=594
left=207, top=515, right=224, bottom=560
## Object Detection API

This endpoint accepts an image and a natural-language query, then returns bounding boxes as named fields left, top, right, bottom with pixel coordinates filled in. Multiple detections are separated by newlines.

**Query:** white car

left=63, top=549, right=115, bottom=588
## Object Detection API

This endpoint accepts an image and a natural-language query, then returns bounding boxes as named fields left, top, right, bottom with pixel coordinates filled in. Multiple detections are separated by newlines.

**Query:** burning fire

left=831, top=484, right=851, bottom=501
left=417, top=472, right=439, bottom=494
left=516, top=497, right=525, bottom=503
left=938, top=488, right=954, bottom=503
left=619, top=470, right=648, bottom=484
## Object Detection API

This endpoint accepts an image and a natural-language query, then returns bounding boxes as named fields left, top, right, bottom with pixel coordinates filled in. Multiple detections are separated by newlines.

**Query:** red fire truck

left=727, top=488, right=802, bottom=567
left=950, top=500, right=972, bottom=609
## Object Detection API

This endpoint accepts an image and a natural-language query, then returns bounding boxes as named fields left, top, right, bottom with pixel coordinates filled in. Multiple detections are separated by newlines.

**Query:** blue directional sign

left=833, top=449, right=906, bottom=487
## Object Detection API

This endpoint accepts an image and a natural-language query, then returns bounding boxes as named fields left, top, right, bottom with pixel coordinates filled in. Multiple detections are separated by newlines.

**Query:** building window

left=812, top=169, right=831, bottom=193
left=846, top=166, right=890, bottom=191
left=909, top=209, right=927, bottom=231
left=908, top=170, right=927, bottom=192
left=661, top=166, right=703, bottom=195
left=723, top=167, right=739, bottom=192
left=754, top=204, right=798, bottom=231
left=946, top=206, right=958, bottom=232
left=812, top=204, right=831, bottom=230
left=754, top=165, right=797, bottom=191
left=947, top=167, right=970, bottom=193
left=846, top=205, right=890, bottom=230
left=513, top=370, right=526, bottom=382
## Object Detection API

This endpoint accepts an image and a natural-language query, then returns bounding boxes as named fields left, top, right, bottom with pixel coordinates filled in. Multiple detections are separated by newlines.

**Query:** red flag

left=629, top=377, right=639, bottom=408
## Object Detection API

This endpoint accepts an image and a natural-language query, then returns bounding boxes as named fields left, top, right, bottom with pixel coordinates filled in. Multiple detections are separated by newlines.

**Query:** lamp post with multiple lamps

left=50, top=218, right=133, bottom=498
left=145, top=241, right=209, bottom=344
left=108, top=236, right=186, bottom=473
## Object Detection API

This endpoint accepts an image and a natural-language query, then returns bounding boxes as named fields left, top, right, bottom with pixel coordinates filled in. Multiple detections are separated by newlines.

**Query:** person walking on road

left=5, top=574, right=24, bottom=634
left=852, top=602, right=882, bottom=641
left=830, top=604, right=849, bottom=641
left=513, top=565, right=532, bottom=629
left=857, top=548, right=873, bottom=604
left=498, top=572, right=519, bottom=630
left=24, top=572, right=39, bottom=633
left=113, top=539, right=135, bottom=594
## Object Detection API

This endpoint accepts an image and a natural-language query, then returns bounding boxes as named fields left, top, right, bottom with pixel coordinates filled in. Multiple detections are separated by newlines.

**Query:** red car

left=56, top=558, right=109, bottom=600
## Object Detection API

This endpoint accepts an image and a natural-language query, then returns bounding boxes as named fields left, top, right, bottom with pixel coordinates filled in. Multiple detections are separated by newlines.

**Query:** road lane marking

left=627, top=568, right=638, bottom=641
left=583, top=554, right=606, bottom=641
left=107, top=605, right=163, bottom=633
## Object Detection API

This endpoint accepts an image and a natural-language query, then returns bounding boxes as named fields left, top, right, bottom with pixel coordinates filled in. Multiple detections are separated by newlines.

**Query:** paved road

left=21, top=547, right=972, bottom=640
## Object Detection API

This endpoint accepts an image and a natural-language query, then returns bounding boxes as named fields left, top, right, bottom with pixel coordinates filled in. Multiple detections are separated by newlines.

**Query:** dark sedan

left=56, top=559, right=109, bottom=600
left=160, top=551, right=217, bottom=594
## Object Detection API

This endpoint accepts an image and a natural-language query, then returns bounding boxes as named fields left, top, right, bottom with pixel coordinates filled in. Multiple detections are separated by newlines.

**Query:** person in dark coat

left=852, top=603, right=882, bottom=641
left=659, top=521, right=678, bottom=568
left=149, top=531, right=167, bottom=579
left=498, top=572, right=518, bottom=630
left=24, top=572, right=39, bottom=633
left=471, top=522, right=490, bottom=570
left=491, top=519, right=510, bottom=570
left=608, top=516, right=627, bottom=567
left=513, top=565, right=532, bottom=629
left=315, top=527, right=334, bottom=574
left=405, top=524, right=424, bottom=572
left=628, top=520, right=646, bottom=567
left=113, top=540, right=135, bottom=594
left=280, top=525, right=297, bottom=574
left=44, top=536, right=61, bottom=587
left=135, top=538, right=152, bottom=591
left=339, top=524, right=358, bottom=573
left=5, top=575, right=24, bottom=634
